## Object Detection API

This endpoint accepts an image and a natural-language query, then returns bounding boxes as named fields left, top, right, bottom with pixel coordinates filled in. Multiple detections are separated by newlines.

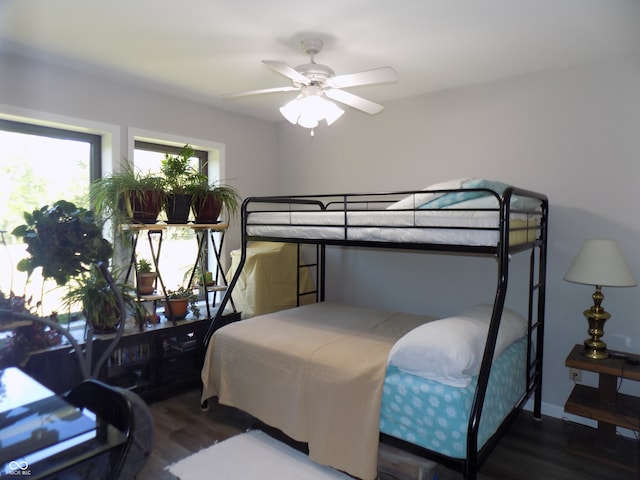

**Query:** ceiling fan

left=223, top=38, right=398, bottom=130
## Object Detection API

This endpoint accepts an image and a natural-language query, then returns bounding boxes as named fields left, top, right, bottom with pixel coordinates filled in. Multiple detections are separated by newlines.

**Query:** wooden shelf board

left=206, top=286, right=227, bottom=292
left=121, top=223, right=227, bottom=232
left=135, top=293, right=165, bottom=301
left=565, top=344, right=640, bottom=381
left=565, top=384, right=640, bottom=430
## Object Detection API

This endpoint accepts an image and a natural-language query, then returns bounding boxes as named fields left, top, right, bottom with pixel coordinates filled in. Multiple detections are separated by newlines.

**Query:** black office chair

left=64, top=379, right=154, bottom=480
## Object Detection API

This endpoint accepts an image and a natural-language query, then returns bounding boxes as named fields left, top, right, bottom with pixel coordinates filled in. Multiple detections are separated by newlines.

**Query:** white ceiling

left=1, top=0, right=639, bottom=122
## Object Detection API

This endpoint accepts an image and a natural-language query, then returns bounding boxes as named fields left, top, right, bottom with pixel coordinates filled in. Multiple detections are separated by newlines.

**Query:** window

left=134, top=141, right=204, bottom=174
left=0, top=119, right=101, bottom=317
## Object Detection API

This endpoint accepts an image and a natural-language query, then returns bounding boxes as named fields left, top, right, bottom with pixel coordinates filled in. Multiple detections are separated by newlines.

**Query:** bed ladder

left=295, top=243, right=324, bottom=305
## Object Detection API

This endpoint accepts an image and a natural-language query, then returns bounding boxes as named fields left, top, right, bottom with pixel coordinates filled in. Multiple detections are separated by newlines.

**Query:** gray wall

left=276, top=53, right=640, bottom=419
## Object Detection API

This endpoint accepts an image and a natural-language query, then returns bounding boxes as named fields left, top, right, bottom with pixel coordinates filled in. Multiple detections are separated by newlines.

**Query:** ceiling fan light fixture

left=279, top=94, right=344, bottom=130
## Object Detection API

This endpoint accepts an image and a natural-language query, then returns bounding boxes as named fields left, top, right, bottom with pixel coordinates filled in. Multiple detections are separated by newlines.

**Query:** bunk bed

left=201, top=178, right=548, bottom=480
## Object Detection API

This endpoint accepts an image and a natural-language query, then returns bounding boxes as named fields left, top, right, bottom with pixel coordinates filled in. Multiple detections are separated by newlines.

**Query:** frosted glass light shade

left=564, top=239, right=636, bottom=287
left=280, top=95, right=344, bottom=129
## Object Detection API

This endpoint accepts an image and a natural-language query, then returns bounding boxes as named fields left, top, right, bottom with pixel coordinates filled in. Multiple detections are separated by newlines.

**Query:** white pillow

left=386, top=178, right=471, bottom=210
left=387, top=304, right=527, bottom=387
left=442, top=194, right=542, bottom=211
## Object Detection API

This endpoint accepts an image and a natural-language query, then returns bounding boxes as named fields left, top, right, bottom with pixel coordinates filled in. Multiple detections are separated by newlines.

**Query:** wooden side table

left=564, top=344, right=640, bottom=472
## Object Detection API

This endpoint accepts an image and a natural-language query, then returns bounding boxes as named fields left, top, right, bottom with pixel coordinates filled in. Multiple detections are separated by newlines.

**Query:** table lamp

left=564, top=239, right=636, bottom=359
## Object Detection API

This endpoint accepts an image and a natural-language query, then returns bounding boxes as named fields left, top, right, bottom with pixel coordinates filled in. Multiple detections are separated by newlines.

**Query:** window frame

left=0, top=119, right=102, bottom=183
left=133, top=140, right=208, bottom=175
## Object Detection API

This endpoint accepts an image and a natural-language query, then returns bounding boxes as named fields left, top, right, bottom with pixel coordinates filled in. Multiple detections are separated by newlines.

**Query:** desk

left=0, top=368, right=126, bottom=479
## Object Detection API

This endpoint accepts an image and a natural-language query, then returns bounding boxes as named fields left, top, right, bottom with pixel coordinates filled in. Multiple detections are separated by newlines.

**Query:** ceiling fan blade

left=222, top=86, right=299, bottom=99
left=262, top=60, right=310, bottom=85
left=327, top=66, right=398, bottom=89
left=325, top=89, right=385, bottom=115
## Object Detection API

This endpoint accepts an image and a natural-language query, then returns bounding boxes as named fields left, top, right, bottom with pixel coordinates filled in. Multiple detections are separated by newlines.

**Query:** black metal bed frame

left=203, top=186, right=548, bottom=480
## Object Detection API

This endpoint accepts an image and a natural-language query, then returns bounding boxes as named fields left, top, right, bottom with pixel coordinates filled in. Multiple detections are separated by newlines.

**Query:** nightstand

left=564, top=344, right=640, bottom=472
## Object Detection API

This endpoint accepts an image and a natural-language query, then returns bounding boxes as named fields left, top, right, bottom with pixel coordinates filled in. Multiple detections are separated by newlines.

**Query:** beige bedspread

left=201, top=302, right=434, bottom=479
left=226, top=242, right=315, bottom=319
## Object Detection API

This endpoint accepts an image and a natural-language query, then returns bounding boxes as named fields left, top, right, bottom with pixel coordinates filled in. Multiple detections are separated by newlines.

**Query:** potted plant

left=164, top=286, right=200, bottom=321
left=91, top=163, right=166, bottom=226
left=11, top=200, right=142, bottom=333
left=161, top=144, right=201, bottom=224
left=191, top=178, right=241, bottom=224
left=136, top=258, right=157, bottom=295
left=64, top=265, right=143, bottom=333
left=199, top=270, right=215, bottom=287
left=0, top=291, right=62, bottom=368
left=12, top=200, right=113, bottom=286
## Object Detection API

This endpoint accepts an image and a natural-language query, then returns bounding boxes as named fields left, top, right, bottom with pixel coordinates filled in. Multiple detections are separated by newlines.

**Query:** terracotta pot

left=192, top=195, right=222, bottom=224
left=163, top=298, right=189, bottom=321
left=137, top=272, right=157, bottom=295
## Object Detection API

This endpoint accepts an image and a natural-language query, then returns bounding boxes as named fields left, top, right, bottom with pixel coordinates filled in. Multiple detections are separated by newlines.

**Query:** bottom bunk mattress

left=380, top=336, right=526, bottom=458
left=201, top=302, right=527, bottom=480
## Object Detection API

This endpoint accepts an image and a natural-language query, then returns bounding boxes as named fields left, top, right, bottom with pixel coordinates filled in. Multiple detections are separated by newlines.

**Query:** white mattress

left=246, top=210, right=539, bottom=247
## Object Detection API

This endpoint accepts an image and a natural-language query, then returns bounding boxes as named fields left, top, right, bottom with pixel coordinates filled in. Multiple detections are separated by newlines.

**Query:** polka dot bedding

left=379, top=336, right=526, bottom=458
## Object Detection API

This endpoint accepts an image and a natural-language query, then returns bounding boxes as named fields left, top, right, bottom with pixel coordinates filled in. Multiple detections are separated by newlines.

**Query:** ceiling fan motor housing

left=294, top=38, right=334, bottom=85
left=294, top=63, right=335, bottom=85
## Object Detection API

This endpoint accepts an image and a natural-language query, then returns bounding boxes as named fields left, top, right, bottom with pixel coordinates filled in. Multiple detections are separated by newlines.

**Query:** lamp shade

left=564, top=239, right=636, bottom=287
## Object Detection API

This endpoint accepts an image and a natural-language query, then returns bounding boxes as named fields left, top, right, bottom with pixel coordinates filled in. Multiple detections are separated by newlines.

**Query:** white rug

left=167, top=430, right=353, bottom=480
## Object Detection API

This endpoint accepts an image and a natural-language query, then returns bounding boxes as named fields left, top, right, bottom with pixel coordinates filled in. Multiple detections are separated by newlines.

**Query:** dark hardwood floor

left=137, top=388, right=639, bottom=480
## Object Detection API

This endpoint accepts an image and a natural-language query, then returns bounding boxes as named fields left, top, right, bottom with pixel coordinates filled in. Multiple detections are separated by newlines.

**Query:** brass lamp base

left=582, top=337, right=609, bottom=360
left=580, top=286, right=611, bottom=360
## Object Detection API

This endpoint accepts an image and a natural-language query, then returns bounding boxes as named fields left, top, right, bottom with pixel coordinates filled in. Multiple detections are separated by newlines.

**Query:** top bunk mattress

left=246, top=210, right=539, bottom=247
left=242, top=178, right=547, bottom=248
